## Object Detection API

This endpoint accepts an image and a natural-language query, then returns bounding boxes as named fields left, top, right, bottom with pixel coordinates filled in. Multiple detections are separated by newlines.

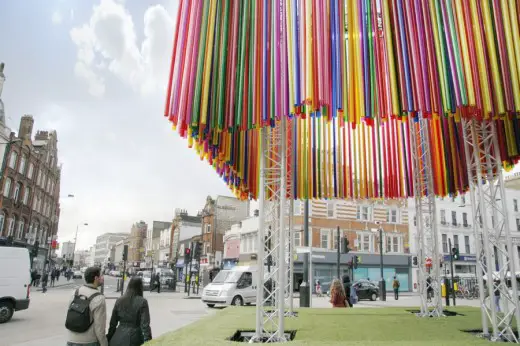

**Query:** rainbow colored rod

left=163, top=0, right=520, bottom=201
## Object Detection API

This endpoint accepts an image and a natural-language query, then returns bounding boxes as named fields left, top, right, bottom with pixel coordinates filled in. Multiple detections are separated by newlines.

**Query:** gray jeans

left=67, top=342, right=100, bottom=346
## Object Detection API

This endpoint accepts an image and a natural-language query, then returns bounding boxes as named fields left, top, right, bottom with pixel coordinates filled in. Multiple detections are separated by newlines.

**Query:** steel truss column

left=409, top=115, right=443, bottom=318
left=253, top=121, right=286, bottom=343
left=285, top=117, right=295, bottom=316
left=461, top=118, right=520, bottom=342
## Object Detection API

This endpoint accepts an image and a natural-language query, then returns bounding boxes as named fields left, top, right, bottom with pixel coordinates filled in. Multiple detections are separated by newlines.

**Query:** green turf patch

left=146, top=307, right=494, bottom=345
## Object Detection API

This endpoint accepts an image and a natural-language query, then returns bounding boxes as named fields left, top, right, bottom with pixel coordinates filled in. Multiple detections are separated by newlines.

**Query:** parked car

left=138, top=271, right=152, bottom=289
left=353, top=281, right=379, bottom=301
left=73, top=270, right=82, bottom=279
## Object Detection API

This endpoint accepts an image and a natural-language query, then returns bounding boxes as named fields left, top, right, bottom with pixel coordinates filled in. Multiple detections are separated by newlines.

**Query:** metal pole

left=379, top=227, right=386, bottom=301
left=337, top=226, right=340, bottom=280
left=309, top=220, right=313, bottom=309
left=187, top=242, right=194, bottom=297
left=303, top=199, right=309, bottom=289
left=120, top=259, right=127, bottom=297
left=254, top=128, right=267, bottom=339
left=449, top=238, right=456, bottom=306
left=288, top=200, right=294, bottom=314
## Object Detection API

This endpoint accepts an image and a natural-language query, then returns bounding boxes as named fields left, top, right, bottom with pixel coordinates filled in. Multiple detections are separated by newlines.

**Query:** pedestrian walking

left=329, top=279, right=347, bottom=308
left=30, top=269, right=37, bottom=287
left=50, top=270, right=56, bottom=287
left=392, top=276, right=400, bottom=300
left=56, top=269, right=61, bottom=282
left=494, top=280, right=501, bottom=313
left=65, top=266, right=108, bottom=346
left=41, top=271, right=49, bottom=293
left=107, top=277, right=152, bottom=346
left=150, top=273, right=161, bottom=293
left=342, top=275, right=353, bottom=307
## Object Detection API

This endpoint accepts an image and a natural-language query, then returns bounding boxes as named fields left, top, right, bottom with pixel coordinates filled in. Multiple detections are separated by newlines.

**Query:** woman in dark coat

left=107, top=277, right=152, bottom=346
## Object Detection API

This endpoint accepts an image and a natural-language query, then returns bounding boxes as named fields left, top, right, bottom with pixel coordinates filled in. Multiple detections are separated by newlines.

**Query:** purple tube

left=185, top=1, right=203, bottom=127
left=262, top=0, right=269, bottom=122
left=414, top=0, right=431, bottom=114
left=396, top=0, right=413, bottom=112
left=171, top=2, right=191, bottom=119
left=293, top=0, right=301, bottom=107
left=440, top=0, right=462, bottom=107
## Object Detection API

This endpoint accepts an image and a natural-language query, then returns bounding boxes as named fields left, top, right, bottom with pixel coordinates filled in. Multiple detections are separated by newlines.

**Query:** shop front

left=293, top=250, right=412, bottom=293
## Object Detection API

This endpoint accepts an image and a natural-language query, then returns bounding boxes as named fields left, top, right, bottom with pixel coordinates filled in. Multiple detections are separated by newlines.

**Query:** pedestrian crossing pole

left=121, top=245, right=128, bottom=296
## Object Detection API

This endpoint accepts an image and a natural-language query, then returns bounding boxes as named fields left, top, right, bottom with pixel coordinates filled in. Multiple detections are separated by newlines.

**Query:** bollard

left=100, top=282, right=105, bottom=295
left=299, top=283, right=310, bottom=307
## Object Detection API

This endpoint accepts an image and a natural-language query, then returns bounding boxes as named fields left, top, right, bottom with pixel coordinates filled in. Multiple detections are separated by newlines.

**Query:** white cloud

left=70, top=0, right=175, bottom=97
left=52, top=11, right=63, bottom=25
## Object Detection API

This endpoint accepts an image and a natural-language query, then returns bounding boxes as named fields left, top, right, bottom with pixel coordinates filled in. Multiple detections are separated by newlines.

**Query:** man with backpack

left=66, top=267, right=108, bottom=346
left=393, top=276, right=400, bottom=300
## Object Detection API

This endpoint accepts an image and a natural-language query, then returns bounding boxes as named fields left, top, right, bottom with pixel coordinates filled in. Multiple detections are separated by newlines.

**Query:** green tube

left=247, top=0, right=255, bottom=130
left=210, top=0, right=223, bottom=131
left=217, top=0, right=230, bottom=130
left=236, top=0, right=250, bottom=128
left=191, top=1, right=210, bottom=126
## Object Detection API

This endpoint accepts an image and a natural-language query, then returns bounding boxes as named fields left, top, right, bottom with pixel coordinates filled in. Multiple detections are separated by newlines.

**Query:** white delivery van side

left=0, top=247, right=31, bottom=323
left=202, top=266, right=258, bottom=307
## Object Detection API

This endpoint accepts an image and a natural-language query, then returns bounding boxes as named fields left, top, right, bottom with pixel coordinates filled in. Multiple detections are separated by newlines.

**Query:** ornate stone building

left=0, top=115, right=61, bottom=271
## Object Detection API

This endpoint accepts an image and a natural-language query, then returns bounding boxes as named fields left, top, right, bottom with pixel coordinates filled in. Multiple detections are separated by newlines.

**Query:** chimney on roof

left=19, top=114, right=34, bottom=141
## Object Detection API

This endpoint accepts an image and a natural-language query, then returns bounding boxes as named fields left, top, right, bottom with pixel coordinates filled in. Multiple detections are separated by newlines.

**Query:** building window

left=517, top=218, right=520, bottom=232
left=440, top=210, right=446, bottom=224
left=7, top=217, right=16, bottom=237
left=27, top=163, right=34, bottom=179
left=462, top=213, right=469, bottom=227
left=23, top=187, right=31, bottom=205
left=37, top=170, right=42, bottom=186
left=8, top=151, right=18, bottom=169
left=13, top=183, right=21, bottom=202
left=464, top=235, right=470, bottom=254
left=16, top=219, right=24, bottom=240
left=357, top=233, right=372, bottom=252
left=18, top=155, right=26, bottom=174
left=3, top=178, right=11, bottom=198
left=0, top=212, right=4, bottom=234
left=357, top=205, right=371, bottom=221
left=327, top=201, right=335, bottom=218
left=320, top=229, right=330, bottom=249
left=413, top=215, right=416, bottom=226
left=387, top=209, right=398, bottom=223
left=205, top=224, right=211, bottom=233
left=386, top=236, right=402, bottom=253
left=293, top=200, right=302, bottom=216
left=442, top=234, right=448, bottom=253
left=294, top=230, right=302, bottom=247
left=454, top=235, right=459, bottom=249
left=515, top=199, right=519, bottom=212
left=451, top=211, right=457, bottom=226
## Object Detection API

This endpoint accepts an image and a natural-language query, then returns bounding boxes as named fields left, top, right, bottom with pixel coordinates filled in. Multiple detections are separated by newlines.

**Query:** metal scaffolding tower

left=461, top=118, right=520, bottom=342
left=285, top=117, right=295, bottom=317
left=253, top=120, right=288, bottom=343
left=409, top=116, right=443, bottom=317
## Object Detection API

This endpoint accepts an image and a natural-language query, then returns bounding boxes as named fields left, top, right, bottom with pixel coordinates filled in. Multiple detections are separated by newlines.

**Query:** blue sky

left=0, top=0, right=232, bottom=250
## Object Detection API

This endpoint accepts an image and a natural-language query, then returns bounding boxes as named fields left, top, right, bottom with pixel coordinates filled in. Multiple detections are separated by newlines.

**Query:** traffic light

left=451, top=247, right=460, bottom=261
left=412, top=256, right=418, bottom=266
left=122, top=245, right=128, bottom=261
left=353, top=255, right=360, bottom=269
left=342, top=238, right=351, bottom=254
left=184, top=247, right=192, bottom=263
left=194, top=242, right=202, bottom=260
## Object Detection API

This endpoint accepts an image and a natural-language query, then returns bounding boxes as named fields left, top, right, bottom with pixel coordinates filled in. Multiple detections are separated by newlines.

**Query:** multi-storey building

left=170, top=209, right=201, bottom=272
left=61, top=241, right=75, bottom=263
left=200, top=195, right=249, bottom=268
left=409, top=180, right=520, bottom=291
left=0, top=114, right=62, bottom=272
left=145, top=221, right=171, bottom=266
left=128, top=221, right=147, bottom=265
left=223, top=200, right=411, bottom=292
left=93, top=232, right=128, bottom=266
left=73, top=249, right=90, bottom=268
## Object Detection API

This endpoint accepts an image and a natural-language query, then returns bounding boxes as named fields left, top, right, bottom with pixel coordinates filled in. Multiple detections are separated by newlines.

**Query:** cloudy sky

left=0, top=0, right=233, bottom=250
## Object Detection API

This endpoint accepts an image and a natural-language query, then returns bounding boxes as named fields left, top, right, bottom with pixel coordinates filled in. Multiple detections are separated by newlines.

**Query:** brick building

left=0, top=115, right=62, bottom=271
left=128, top=221, right=147, bottom=265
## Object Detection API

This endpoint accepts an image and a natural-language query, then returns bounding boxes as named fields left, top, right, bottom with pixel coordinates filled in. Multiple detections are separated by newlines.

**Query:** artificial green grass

left=147, top=307, right=494, bottom=345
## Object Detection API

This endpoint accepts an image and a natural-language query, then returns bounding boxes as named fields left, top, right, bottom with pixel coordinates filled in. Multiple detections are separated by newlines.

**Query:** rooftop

left=505, top=172, right=520, bottom=190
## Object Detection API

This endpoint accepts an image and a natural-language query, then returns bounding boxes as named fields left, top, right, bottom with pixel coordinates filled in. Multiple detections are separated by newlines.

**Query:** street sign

left=425, top=257, right=432, bottom=268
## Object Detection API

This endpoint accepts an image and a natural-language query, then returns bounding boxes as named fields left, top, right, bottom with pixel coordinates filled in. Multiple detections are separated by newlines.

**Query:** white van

left=0, top=247, right=31, bottom=323
left=202, top=266, right=258, bottom=307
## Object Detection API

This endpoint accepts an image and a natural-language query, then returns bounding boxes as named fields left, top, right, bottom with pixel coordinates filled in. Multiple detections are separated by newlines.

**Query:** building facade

left=128, top=221, right=147, bottom=265
left=61, top=241, right=75, bottom=262
left=94, top=232, right=128, bottom=266
left=145, top=221, right=171, bottom=266
left=200, top=195, right=250, bottom=268
left=170, top=209, right=201, bottom=270
left=222, top=200, right=412, bottom=291
left=0, top=114, right=62, bottom=272
left=73, top=249, right=89, bottom=268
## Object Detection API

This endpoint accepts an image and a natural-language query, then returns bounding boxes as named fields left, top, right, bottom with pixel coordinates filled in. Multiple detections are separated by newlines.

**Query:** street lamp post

left=375, top=222, right=386, bottom=301
left=72, top=223, right=88, bottom=266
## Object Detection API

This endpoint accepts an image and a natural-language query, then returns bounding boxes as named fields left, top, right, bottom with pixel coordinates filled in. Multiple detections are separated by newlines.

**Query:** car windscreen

left=212, top=270, right=242, bottom=283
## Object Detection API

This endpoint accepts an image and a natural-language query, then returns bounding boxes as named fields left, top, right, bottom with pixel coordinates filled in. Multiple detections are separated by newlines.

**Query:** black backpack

left=65, top=288, right=101, bottom=333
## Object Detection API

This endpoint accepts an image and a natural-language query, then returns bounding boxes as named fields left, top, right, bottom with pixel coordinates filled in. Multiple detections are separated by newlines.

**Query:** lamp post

left=72, top=223, right=88, bottom=267
left=373, top=222, right=386, bottom=301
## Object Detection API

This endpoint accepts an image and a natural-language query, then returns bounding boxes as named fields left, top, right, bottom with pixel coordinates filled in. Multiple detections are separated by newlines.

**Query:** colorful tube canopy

left=163, top=0, right=520, bottom=201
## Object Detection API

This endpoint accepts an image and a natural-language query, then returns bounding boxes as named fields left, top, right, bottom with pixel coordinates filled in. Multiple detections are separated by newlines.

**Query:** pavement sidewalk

left=33, top=280, right=78, bottom=292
